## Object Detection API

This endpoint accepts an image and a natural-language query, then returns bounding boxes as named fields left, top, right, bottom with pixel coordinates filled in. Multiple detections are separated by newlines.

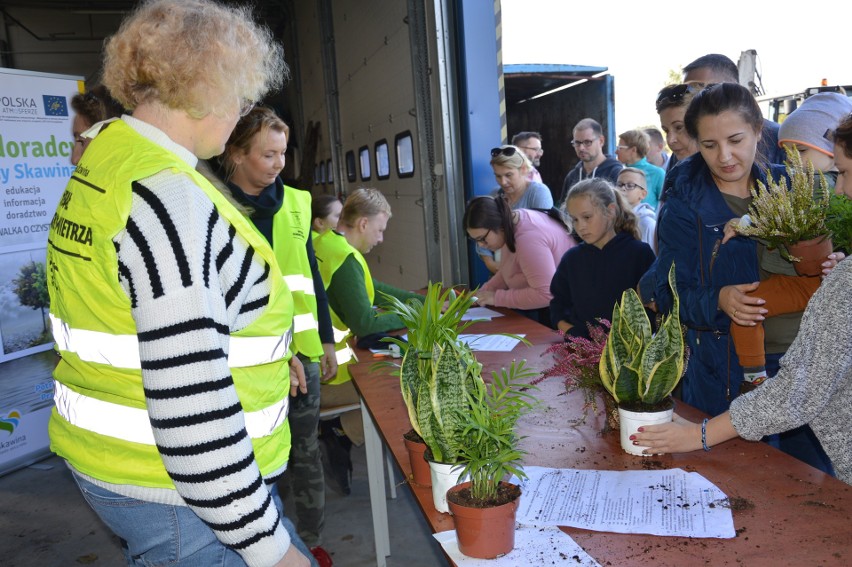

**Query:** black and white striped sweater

left=76, top=116, right=290, bottom=566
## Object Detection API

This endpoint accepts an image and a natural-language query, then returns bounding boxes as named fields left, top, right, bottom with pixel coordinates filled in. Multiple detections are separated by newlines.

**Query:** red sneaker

left=310, top=546, right=333, bottom=567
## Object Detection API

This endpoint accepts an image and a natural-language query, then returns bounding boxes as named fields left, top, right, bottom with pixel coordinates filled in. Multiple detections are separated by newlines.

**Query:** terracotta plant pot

left=446, top=481, right=521, bottom=559
left=618, top=401, right=674, bottom=456
left=786, top=235, right=833, bottom=277
left=402, top=432, right=431, bottom=487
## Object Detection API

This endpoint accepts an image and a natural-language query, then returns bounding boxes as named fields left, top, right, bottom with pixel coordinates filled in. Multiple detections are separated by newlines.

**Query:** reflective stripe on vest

left=51, top=314, right=292, bottom=369
left=292, top=313, right=318, bottom=334
left=336, top=344, right=356, bottom=365
left=54, top=382, right=289, bottom=445
left=332, top=326, right=349, bottom=343
left=283, top=274, right=316, bottom=295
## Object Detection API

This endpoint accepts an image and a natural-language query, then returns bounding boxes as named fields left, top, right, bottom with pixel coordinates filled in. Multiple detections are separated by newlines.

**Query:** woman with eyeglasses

left=46, top=1, right=315, bottom=566
left=475, top=145, right=556, bottom=273
left=68, top=84, right=125, bottom=165
left=634, top=113, right=852, bottom=485
left=464, top=195, right=573, bottom=326
left=651, top=83, right=842, bottom=455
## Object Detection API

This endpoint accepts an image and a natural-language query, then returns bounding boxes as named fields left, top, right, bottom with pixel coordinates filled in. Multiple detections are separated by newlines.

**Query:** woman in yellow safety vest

left=46, top=1, right=313, bottom=566
left=215, top=106, right=336, bottom=565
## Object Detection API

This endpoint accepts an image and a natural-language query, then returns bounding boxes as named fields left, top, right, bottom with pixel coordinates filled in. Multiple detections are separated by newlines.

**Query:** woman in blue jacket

left=653, top=83, right=788, bottom=417
left=654, top=82, right=843, bottom=423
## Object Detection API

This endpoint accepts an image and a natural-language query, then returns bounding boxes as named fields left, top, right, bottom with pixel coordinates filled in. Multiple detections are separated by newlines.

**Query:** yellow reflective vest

left=311, top=230, right=369, bottom=384
left=272, top=187, right=323, bottom=360
left=47, top=119, right=294, bottom=488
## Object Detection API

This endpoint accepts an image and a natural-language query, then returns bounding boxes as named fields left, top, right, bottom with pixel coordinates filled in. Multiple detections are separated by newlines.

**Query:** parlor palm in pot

left=446, top=360, right=538, bottom=559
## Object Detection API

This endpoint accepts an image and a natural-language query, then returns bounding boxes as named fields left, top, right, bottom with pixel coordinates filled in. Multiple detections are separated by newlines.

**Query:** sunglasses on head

left=655, top=83, right=699, bottom=106
left=491, top=146, right=517, bottom=158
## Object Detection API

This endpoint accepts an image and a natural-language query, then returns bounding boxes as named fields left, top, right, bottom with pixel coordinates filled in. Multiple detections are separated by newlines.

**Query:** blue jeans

left=73, top=473, right=318, bottom=566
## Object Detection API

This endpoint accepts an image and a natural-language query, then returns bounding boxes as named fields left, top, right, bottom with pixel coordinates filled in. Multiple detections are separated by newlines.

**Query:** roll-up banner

left=0, top=67, right=83, bottom=476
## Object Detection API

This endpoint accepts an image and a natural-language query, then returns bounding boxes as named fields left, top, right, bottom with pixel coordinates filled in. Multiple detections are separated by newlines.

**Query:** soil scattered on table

left=641, top=459, right=666, bottom=470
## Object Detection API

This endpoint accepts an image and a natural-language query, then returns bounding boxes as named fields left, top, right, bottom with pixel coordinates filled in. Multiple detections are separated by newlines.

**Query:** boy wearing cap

left=724, top=92, right=852, bottom=392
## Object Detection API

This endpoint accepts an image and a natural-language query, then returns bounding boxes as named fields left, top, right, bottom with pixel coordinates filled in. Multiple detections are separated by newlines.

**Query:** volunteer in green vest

left=312, top=188, right=423, bottom=494
left=46, top=2, right=313, bottom=566
left=215, top=106, right=336, bottom=567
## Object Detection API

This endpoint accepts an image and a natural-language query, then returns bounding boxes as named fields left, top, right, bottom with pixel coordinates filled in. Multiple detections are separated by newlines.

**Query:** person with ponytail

left=463, top=196, right=574, bottom=326
left=550, top=178, right=655, bottom=339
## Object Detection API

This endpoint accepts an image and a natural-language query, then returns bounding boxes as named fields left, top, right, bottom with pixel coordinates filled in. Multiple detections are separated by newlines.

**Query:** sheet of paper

left=433, top=525, right=600, bottom=566
left=516, top=466, right=735, bottom=539
left=460, top=307, right=504, bottom=321
left=458, top=333, right=525, bottom=352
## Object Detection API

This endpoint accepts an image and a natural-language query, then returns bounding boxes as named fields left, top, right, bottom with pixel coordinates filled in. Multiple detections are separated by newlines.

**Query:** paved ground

left=0, top=444, right=449, bottom=567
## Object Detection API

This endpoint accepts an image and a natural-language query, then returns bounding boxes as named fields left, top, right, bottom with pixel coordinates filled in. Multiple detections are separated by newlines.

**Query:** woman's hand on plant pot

left=631, top=414, right=703, bottom=454
left=821, top=251, right=846, bottom=278
left=719, top=283, right=767, bottom=326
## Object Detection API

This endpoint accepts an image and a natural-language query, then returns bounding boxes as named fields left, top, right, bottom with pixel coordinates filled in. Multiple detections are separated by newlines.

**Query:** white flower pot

left=618, top=406, right=674, bottom=456
left=428, top=460, right=466, bottom=514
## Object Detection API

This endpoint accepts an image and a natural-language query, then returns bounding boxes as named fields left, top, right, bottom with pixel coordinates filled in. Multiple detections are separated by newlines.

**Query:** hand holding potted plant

left=735, top=146, right=833, bottom=276
left=446, top=360, right=538, bottom=559
left=599, top=263, right=688, bottom=456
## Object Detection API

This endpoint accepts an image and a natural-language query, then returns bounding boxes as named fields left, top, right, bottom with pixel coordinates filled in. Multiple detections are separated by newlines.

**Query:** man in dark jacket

left=559, top=118, right=623, bottom=206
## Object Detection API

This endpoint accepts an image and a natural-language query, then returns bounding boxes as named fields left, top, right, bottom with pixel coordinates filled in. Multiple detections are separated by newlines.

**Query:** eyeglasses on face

left=519, top=145, right=544, bottom=154
left=616, top=145, right=630, bottom=150
left=468, top=228, right=491, bottom=244
left=491, top=147, right=517, bottom=158
left=616, top=182, right=645, bottom=191
left=570, top=139, right=596, bottom=148
left=239, top=100, right=256, bottom=117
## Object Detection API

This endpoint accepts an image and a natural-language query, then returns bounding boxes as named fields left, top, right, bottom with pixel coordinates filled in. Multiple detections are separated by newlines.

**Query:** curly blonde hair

left=103, top=0, right=287, bottom=118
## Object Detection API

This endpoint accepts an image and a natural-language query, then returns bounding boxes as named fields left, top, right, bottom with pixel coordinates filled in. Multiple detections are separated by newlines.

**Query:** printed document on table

left=458, top=333, right=525, bottom=352
left=434, top=525, right=600, bottom=566
left=516, top=466, right=735, bottom=538
left=460, top=307, right=504, bottom=321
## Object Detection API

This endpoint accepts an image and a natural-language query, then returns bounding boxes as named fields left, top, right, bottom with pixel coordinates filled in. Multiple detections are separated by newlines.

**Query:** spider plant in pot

left=446, top=360, right=538, bottom=559
left=379, top=283, right=481, bottom=496
left=735, top=146, right=833, bottom=276
left=599, top=263, right=688, bottom=456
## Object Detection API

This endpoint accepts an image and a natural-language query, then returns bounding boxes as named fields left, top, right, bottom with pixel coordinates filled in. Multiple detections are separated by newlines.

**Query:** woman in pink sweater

left=464, top=196, right=575, bottom=327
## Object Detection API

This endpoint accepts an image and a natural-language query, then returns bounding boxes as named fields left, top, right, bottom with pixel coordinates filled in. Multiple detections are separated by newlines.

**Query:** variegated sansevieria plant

left=380, top=283, right=484, bottom=463
left=599, top=263, right=686, bottom=408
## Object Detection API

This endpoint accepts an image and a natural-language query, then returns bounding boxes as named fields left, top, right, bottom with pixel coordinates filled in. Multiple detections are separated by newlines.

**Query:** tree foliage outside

left=12, top=261, right=50, bottom=333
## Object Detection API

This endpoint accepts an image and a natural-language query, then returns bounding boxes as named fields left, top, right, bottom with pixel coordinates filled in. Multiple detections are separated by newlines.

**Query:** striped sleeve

left=114, top=169, right=289, bottom=567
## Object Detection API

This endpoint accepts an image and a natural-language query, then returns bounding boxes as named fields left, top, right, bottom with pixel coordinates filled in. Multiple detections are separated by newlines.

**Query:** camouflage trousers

left=277, top=355, right=325, bottom=547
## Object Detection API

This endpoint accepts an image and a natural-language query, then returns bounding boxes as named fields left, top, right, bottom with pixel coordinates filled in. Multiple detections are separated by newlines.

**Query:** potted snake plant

left=380, top=283, right=482, bottom=505
left=446, top=360, right=537, bottom=559
left=599, top=263, right=687, bottom=456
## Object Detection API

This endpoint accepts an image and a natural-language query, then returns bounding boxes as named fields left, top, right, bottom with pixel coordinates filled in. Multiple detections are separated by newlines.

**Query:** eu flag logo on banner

left=43, top=95, right=68, bottom=117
